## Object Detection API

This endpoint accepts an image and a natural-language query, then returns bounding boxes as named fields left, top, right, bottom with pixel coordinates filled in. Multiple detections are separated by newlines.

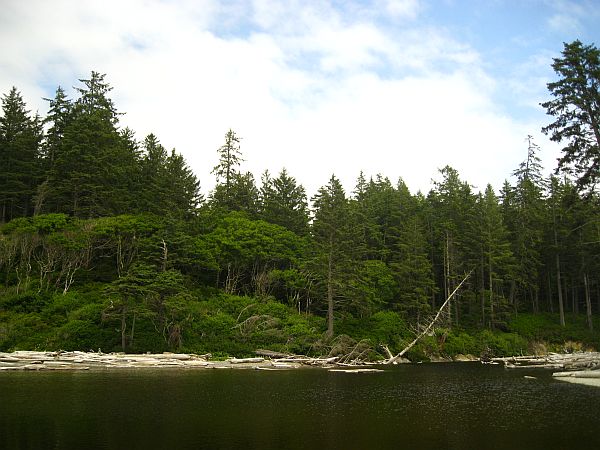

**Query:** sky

left=1, top=0, right=600, bottom=197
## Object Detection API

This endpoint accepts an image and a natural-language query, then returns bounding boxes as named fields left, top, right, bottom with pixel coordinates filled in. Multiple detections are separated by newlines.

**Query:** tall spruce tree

left=478, top=184, right=514, bottom=328
left=311, top=175, right=354, bottom=337
left=502, top=138, right=546, bottom=313
left=260, top=168, right=309, bottom=235
left=48, top=72, right=133, bottom=217
left=210, top=129, right=243, bottom=210
left=541, top=40, right=600, bottom=192
left=0, top=87, right=43, bottom=222
left=165, top=148, right=202, bottom=218
left=428, top=166, right=478, bottom=326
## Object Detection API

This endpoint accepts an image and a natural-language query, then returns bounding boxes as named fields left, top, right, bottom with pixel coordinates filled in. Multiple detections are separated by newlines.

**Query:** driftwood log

left=0, top=350, right=341, bottom=371
left=493, top=352, right=600, bottom=371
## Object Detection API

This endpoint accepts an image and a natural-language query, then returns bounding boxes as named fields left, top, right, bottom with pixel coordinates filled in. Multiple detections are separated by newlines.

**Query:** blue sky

left=1, top=0, right=599, bottom=196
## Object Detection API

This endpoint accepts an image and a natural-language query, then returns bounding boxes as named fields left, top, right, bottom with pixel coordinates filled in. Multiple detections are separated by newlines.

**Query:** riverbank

left=3, top=350, right=600, bottom=384
left=0, top=350, right=346, bottom=371
left=0, top=351, right=272, bottom=371
left=0, top=350, right=474, bottom=371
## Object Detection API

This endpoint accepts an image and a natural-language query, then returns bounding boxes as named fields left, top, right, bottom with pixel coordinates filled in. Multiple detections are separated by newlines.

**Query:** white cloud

left=383, top=0, right=422, bottom=21
left=0, top=0, right=560, bottom=199
left=545, top=0, right=597, bottom=35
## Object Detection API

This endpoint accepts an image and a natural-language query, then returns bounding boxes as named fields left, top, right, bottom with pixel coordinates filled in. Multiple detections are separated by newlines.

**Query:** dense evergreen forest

left=1, top=41, right=600, bottom=360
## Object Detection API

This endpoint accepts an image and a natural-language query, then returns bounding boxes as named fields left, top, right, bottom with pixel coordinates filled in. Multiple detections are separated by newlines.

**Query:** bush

left=478, top=329, right=528, bottom=357
left=443, top=331, right=482, bottom=356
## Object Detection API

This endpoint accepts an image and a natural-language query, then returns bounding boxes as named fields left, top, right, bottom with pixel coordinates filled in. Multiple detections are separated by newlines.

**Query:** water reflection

left=1, top=363, right=599, bottom=450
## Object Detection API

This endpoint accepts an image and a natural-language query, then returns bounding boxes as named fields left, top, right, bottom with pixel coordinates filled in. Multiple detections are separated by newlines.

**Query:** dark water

left=1, top=363, right=599, bottom=450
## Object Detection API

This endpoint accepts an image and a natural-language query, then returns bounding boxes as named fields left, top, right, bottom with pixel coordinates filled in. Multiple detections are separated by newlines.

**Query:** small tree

left=211, top=129, right=244, bottom=209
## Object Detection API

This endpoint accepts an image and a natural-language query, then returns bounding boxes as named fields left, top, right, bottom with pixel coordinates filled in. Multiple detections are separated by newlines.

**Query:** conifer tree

left=541, top=40, right=600, bottom=192
left=260, top=168, right=309, bottom=235
left=0, top=87, right=43, bottom=222
left=428, top=166, right=478, bottom=325
left=503, top=138, right=547, bottom=313
left=48, top=72, right=134, bottom=217
left=478, top=184, right=514, bottom=328
left=311, top=175, right=354, bottom=337
left=210, top=129, right=243, bottom=210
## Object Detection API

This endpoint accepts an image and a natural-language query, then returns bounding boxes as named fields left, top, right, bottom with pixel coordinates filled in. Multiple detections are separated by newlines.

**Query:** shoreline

left=3, top=351, right=600, bottom=383
left=0, top=351, right=283, bottom=371
left=0, top=350, right=479, bottom=372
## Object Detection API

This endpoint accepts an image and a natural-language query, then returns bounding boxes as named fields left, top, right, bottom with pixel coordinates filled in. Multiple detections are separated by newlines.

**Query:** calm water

left=1, top=363, right=599, bottom=450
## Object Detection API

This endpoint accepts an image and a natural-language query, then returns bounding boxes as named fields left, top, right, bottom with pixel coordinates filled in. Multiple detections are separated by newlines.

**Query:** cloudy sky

left=1, top=0, right=599, bottom=197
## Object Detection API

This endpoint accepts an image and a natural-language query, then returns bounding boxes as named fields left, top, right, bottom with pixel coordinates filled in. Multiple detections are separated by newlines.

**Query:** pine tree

left=541, top=40, right=600, bottom=191
left=478, top=184, right=514, bottom=328
left=210, top=129, right=243, bottom=210
left=428, top=166, right=479, bottom=326
left=260, top=168, right=309, bottom=235
left=165, top=148, right=202, bottom=218
left=48, top=72, right=133, bottom=217
left=42, top=86, right=72, bottom=171
left=311, top=175, right=354, bottom=337
left=0, top=87, right=43, bottom=222
left=502, top=137, right=547, bottom=313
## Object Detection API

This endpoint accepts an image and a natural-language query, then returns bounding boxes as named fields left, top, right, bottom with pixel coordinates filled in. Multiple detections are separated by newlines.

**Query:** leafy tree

left=207, top=212, right=303, bottom=296
left=541, top=40, right=600, bottom=192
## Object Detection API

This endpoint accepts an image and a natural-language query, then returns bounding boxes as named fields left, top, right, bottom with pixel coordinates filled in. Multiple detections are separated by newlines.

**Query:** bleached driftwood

left=328, top=368, right=384, bottom=373
left=494, top=352, right=600, bottom=371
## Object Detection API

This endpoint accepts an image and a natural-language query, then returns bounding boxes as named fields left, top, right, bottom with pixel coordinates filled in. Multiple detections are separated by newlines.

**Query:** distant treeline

left=1, top=40, right=599, bottom=355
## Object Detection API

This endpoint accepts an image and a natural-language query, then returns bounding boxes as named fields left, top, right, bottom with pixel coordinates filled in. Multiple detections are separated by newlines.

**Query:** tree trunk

left=480, top=254, right=485, bottom=327
left=553, top=202, right=565, bottom=326
left=489, top=254, right=494, bottom=329
left=584, top=273, right=593, bottom=331
left=121, top=314, right=127, bottom=352
left=556, top=254, right=565, bottom=326
left=509, top=280, right=516, bottom=313
left=547, top=275, right=554, bottom=313
left=130, top=313, right=136, bottom=349
left=326, top=236, right=334, bottom=338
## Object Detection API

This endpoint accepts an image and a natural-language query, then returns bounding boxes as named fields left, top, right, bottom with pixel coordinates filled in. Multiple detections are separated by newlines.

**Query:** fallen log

left=496, top=352, right=600, bottom=370
left=255, top=349, right=291, bottom=359
left=553, top=370, right=600, bottom=379
left=228, top=357, right=265, bottom=364
left=385, top=270, right=473, bottom=364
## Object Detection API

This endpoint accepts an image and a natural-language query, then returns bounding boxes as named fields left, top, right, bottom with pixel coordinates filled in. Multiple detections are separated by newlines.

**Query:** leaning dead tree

left=384, top=270, right=473, bottom=364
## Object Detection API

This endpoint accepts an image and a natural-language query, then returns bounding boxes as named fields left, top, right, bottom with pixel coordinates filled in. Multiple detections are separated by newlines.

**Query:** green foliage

left=0, top=87, right=43, bottom=222
left=478, top=329, right=528, bottom=357
left=2, top=63, right=600, bottom=358
left=336, top=311, right=409, bottom=354
left=443, top=331, right=482, bottom=356
left=542, top=40, right=600, bottom=191
left=509, top=313, right=600, bottom=349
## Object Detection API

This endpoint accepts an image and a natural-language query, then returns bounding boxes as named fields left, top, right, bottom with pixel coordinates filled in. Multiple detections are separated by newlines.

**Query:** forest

left=1, top=40, right=599, bottom=361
